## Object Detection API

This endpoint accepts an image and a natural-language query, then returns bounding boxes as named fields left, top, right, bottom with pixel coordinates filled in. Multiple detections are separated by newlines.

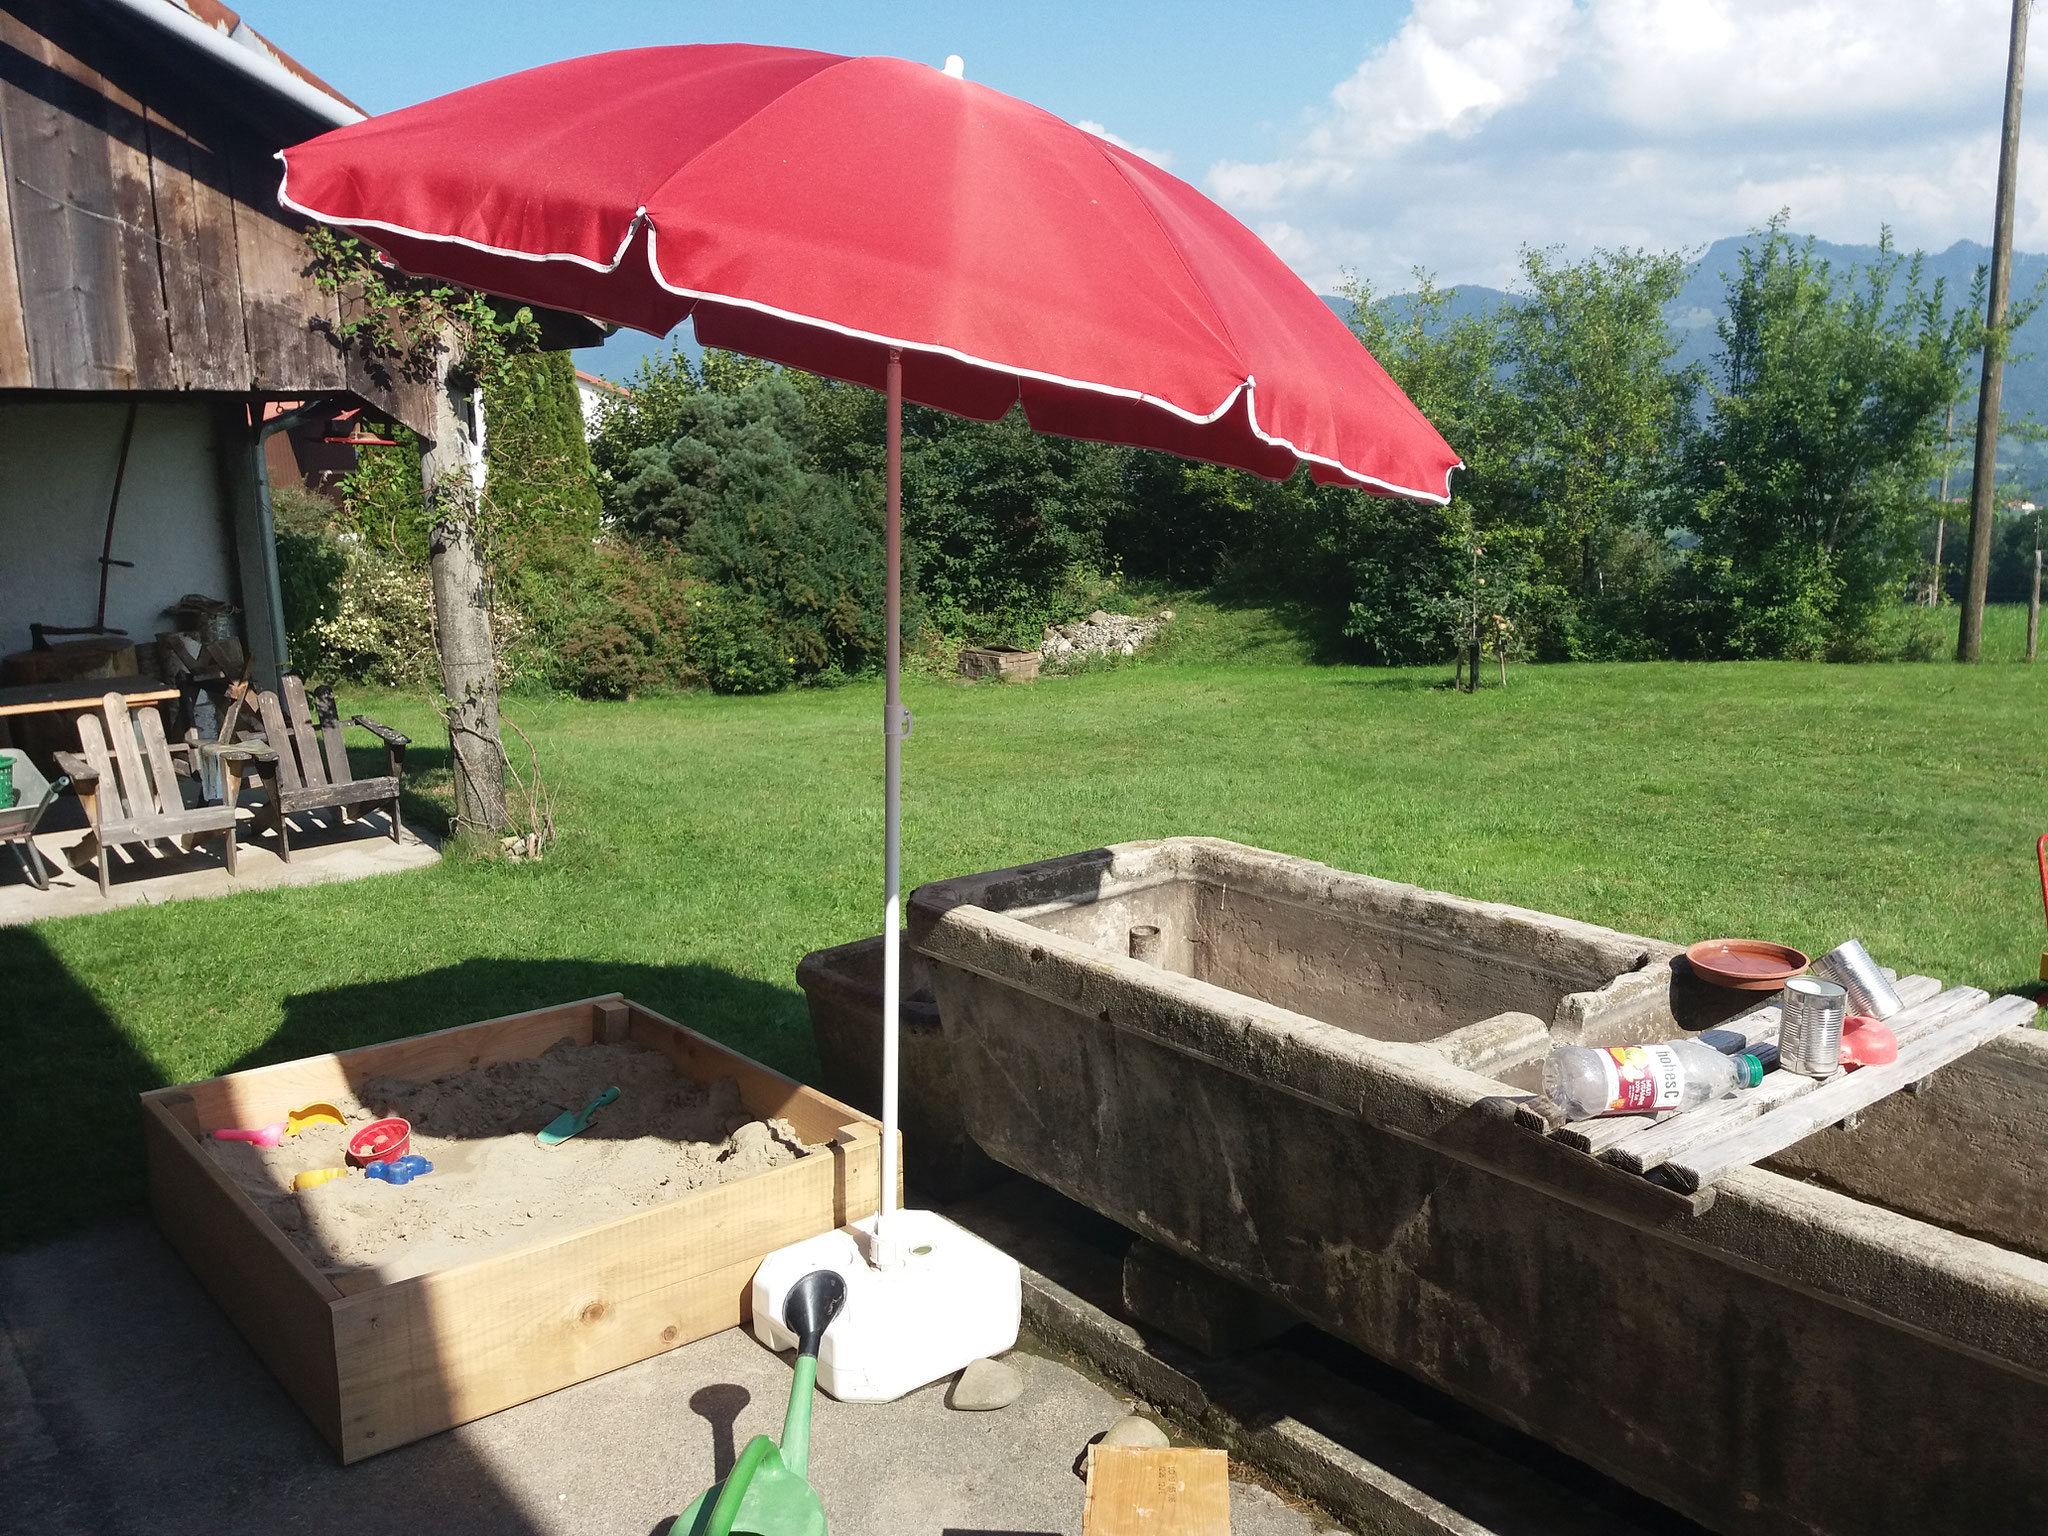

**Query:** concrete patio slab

left=0, top=1220, right=1333, bottom=1536
left=0, top=800, right=438, bottom=926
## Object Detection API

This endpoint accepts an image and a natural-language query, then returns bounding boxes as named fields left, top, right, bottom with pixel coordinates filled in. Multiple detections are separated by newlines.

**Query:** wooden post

left=1961, top=0, right=2031, bottom=661
left=2030, top=543, right=2041, bottom=661
left=420, top=343, right=508, bottom=835
left=1934, top=400, right=1955, bottom=604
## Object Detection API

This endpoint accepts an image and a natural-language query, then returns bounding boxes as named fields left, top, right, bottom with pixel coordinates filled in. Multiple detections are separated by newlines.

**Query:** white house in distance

left=574, top=369, right=633, bottom=440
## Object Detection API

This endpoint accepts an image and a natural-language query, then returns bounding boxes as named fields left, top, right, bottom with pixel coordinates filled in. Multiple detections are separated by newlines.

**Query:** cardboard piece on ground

left=1085, top=1445, right=1231, bottom=1536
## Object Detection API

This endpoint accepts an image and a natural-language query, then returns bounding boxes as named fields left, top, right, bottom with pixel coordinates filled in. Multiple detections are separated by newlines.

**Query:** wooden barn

left=0, top=0, right=581, bottom=721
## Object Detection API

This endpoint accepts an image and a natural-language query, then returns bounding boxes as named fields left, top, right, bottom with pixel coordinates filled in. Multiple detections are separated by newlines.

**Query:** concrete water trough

left=906, top=837, right=2048, bottom=1536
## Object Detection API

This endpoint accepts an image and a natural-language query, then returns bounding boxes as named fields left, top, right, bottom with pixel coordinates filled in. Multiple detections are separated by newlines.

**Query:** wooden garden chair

left=53, top=692, right=246, bottom=897
left=242, top=676, right=409, bottom=861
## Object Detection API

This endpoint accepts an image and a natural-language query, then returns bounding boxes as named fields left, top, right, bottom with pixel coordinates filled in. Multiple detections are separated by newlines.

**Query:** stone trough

left=905, top=837, right=2048, bottom=1536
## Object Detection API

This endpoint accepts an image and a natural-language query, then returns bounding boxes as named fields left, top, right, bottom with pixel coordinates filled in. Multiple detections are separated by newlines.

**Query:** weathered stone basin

left=909, top=837, right=2048, bottom=1536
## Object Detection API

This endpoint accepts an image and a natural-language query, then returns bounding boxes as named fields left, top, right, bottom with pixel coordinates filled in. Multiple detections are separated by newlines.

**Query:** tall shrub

left=1337, top=274, right=1519, bottom=662
left=484, top=350, right=602, bottom=539
left=1673, top=221, right=1978, bottom=658
left=610, top=372, right=889, bottom=683
left=1503, top=246, right=1696, bottom=657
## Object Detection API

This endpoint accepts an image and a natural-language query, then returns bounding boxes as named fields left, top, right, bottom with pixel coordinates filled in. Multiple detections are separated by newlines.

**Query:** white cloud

left=1076, top=119, right=1175, bottom=170
left=1205, top=0, right=2035, bottom=290
left=1214, top=0, right=1577, bottom=208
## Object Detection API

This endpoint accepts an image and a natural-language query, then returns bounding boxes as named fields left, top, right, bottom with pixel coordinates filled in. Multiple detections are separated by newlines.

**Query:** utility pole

left=1934, top=400, right=1955, bottom=604
left=1961, top=0, right=2031, bottom=661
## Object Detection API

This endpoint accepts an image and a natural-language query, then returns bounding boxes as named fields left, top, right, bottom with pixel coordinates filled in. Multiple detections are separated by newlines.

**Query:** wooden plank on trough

left=1547, top=976, right=1940, bottom=1159
left=1667, top=993, right=2041, bottom=1193
left=1084, top=1446, right=1231, bottom=1536
left=1602, top=982, right=1980, bottom=1176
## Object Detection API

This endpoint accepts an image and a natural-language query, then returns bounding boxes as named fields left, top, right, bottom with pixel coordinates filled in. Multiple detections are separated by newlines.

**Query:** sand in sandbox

left=206, top=1037, right=821, bottom=1291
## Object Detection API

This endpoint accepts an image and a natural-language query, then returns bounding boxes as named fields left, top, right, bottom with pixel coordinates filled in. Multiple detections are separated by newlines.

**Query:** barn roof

left=155, top=0, right=366, bottom=118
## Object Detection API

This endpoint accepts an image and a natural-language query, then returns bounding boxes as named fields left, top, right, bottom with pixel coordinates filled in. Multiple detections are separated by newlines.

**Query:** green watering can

left=673, top=1269, right=847, bottom=1536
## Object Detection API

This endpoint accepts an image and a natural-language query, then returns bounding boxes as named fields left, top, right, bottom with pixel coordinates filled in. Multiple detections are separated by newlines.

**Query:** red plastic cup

left=347, top=1117, right=411, bottom=1167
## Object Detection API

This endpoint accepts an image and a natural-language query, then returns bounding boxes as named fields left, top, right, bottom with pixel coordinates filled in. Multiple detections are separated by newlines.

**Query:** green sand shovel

left=672, top=1269, right=847, bottom=1536
left=536, top=1086, right=619, bottom=1147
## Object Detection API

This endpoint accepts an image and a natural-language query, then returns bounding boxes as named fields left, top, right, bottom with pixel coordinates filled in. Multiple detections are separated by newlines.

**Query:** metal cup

left=1781, top=976, right=1848, bottom=1077
left=1810, top=939, right=1903, bottom=1020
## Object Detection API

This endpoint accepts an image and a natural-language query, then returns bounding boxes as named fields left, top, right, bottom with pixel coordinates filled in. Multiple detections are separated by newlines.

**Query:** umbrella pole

left=878, top=347, right=904, bottom=1267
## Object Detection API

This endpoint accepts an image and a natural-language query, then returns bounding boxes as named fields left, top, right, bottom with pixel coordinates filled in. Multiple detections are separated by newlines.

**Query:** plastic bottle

left=1543, top=1038, right=1768, bottom=1119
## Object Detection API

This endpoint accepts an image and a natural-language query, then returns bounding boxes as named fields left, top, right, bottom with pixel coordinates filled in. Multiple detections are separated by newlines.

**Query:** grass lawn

left=5, top=606, right=2045, bottom=1246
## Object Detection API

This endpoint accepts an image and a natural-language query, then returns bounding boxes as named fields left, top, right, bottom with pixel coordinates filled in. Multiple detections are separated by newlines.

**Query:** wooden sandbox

left=141, top=994, right=888, bottom=1463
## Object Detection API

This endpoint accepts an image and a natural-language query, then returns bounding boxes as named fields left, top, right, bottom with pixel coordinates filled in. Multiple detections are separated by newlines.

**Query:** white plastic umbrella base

left=751, top=1210, right=1022, bottom=1403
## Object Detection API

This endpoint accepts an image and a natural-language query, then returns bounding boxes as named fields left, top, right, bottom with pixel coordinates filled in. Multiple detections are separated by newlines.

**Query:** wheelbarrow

left=0, top=749, right=68, bottom=891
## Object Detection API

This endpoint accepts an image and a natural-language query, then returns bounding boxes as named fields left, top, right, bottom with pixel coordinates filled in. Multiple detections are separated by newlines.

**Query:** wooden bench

left=242, top=676, right=409, bottom=861
left=53, top=692, right=248, bottom=897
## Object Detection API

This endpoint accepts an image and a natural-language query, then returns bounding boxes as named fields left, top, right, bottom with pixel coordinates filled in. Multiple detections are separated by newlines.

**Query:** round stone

left=1099, top=1414, right=1170, bottom=1449
left=947, top=1356, right=1023, bottom=1411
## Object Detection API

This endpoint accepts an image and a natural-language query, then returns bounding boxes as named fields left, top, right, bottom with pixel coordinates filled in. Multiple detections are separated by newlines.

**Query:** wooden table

left=0, top=678, right=180, bottom=755
left=0, top=678, right=178, bottom=718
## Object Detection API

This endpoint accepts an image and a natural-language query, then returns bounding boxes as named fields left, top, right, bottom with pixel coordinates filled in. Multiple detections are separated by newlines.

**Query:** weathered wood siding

left=0, top=1, right=433, bottom=431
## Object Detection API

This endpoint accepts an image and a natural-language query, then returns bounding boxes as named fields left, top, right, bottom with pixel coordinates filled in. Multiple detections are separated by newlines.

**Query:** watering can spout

left=670, top=1271, right=844, bottom=1536
left=782, top=1269, right=846, bottom=1359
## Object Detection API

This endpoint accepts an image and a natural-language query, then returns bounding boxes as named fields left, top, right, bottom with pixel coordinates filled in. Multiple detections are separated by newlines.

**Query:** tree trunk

left=420, top=354, right=508, bottom=835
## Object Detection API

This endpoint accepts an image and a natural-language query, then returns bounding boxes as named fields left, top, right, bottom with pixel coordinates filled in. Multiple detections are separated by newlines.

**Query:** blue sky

left=251, top=1, right=2043, bottom=300
left=261, top=2, right=1409, bottom=192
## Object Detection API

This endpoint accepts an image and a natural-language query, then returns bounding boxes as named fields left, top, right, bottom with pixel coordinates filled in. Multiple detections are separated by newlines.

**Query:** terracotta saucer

left=1685, top=938, right=1810, bottom=991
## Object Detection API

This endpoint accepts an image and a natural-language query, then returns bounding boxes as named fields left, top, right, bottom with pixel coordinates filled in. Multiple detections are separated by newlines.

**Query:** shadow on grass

left=0, top=926, right=165, bottom=1248
left=1, top=943, right=810, bottom=1251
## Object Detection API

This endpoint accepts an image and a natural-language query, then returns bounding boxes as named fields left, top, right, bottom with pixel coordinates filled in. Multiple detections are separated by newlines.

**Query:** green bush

left=271, top=485, right=347, bottom=663
left=606, top=372, right=895, bottom=680
left=296, top=539, right=442, bottom=688
left=484, top=351, right=603, bottom=539
left=498, top=529, right=703, bottom=698
left=687, top=585, right=795, bottom=694
left=1342, top=494, right=1470, bottom=665
left=686, top=473, right=888, bottom=676
left=334, top=433, right=433, bottom=563
left=1672, top=224, right=1977, bottom=659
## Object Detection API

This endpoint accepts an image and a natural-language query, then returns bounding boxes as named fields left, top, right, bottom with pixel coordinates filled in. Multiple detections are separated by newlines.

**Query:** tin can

left=1810, top=939, right=1903, bottom=1020
left=1780, top=977, right=1848, bottom=1077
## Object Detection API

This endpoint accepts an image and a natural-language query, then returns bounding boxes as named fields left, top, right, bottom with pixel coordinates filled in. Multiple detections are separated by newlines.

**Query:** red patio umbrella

left=277, top=43, right=1460, bottom=1297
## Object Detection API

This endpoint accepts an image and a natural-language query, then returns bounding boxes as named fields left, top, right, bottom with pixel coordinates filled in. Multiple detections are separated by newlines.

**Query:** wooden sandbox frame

left=140, top=994, right=889, bottom=1463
